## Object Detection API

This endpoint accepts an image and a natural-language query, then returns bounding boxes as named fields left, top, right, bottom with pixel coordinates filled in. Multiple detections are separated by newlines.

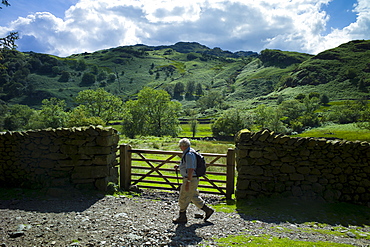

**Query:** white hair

left=179, top=138, right=191, bottom=147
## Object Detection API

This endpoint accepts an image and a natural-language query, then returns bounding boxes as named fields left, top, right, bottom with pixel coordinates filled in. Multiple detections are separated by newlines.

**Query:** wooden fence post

left=226, top=148, right=235, bottom=200
left=120, top=144, right=132, bottom=190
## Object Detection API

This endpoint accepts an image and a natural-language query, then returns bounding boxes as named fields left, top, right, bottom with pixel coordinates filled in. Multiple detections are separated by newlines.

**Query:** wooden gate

left=119, top=144, right=235, bottom=199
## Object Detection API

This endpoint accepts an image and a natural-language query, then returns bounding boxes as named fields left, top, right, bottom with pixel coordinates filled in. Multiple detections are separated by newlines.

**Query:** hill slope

left=0, top=40, right=369, bottom=111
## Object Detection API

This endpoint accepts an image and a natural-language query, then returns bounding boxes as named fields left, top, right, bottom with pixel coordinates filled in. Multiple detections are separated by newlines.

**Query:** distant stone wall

left=235, top=129, right=370, bottom=206
left=0, top=126, right=119, bottom=193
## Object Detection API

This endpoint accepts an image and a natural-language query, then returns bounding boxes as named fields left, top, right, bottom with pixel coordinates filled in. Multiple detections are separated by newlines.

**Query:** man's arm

left=185, top=168, right=194, bottom=191
left=187, top=168, right=194, bottom=180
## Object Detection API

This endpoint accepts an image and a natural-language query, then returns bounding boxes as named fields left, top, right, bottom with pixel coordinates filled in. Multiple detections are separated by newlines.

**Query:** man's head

left=179, top=138, right=191, bottom=151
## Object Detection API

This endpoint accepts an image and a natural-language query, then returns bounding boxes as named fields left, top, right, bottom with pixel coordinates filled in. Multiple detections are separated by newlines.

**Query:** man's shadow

left=169, top=221, right=213, bottom=246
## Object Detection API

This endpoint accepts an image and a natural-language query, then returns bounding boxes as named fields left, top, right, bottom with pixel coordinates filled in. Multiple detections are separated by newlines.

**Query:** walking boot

left=172, top=211, right=187, bottom=224
left=201, top=204, right=214, bottom=221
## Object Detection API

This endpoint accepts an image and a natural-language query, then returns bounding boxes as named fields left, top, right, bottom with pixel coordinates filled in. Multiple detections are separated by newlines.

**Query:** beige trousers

left=178, top=177, right=205, bottom=212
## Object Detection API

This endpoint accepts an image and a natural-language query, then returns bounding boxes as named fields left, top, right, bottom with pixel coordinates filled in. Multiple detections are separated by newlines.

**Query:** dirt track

left=1, top=190, right=369, bottom=246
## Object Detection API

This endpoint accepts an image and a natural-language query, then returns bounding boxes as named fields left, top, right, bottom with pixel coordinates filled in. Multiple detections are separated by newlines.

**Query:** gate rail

left=119, top=144, right=235, bottom=199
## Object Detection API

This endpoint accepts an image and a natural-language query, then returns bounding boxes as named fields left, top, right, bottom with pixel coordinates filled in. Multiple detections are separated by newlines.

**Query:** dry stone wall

left=0, top=126, right=119, bottom=194
left=235, top=129, right=370, bottom=206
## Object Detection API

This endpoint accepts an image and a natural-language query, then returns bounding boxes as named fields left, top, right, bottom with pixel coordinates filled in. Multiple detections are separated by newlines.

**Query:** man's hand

left=185, top=182, right=190, bottom=191
left=174, top=165, right=179, bottom=170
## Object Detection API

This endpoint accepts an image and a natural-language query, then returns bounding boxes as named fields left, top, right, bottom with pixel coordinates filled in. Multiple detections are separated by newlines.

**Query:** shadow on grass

left=0, top=187, right=104, bottom=213
left=232, top=196, right=370, bottom=227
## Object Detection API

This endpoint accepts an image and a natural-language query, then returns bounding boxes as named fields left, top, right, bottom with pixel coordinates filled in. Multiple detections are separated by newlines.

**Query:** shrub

left=212, top=109, right=251, bottom=137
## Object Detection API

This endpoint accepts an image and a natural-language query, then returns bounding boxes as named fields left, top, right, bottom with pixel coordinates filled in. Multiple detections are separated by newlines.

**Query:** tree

left=185, top=81, right=195, bottom=100
left=107, top=73, right=116, bottom=83
left=80, top=72, right=95, bottom=86
left=75, top=88, right=123, bottom=124
left=195, top=83, right=203, bottom=98
left=121, top=87, right=182, bottom=137
left=91, top=65, right=99, bottom=75
left=0, top=1, right=18, bottom=62
left=2, top=104, right=34, bottom=131
left=196, top=91, right=224, bottom=111
left=27, top=98, right=68, bottom=129
left=356, top=107, right=370, bottom=130
left=76, top=59, right=87, bottom=71
left=0, top=32, right=18, bottom=69
left=279, top=99, right=304, bottom=122
left=277, top=96, right=320, bottom=131
left=65, top=105, right=105, bottom=127
left=59, top=71, right=70, bottom=82
left=0, top=100, right=8, bottom=129
left=358, top=78, right=369, bottom=92
left=187, top=53, right=198, bottom=60
left=325, top=100, right=364, bottom=124
left=212, top=108, right=250, bottom=137
left=0, top=31, right=18, bottom=50
left=1, top=1, right=10, bottom=8
left=0, top=1, right=17, bottom=52
left=295, top=93, right=306, bottom=101
left=303, top=96, right=320, bottom=114
left=173, top=82, right=185, bottom=100
left=190, top=119, right=198, bottom=138
left=97, top=70, right=108, bottom=82
left=254, top=104, right=287, bottom=133
left=320, top=94, right=330, bottom=105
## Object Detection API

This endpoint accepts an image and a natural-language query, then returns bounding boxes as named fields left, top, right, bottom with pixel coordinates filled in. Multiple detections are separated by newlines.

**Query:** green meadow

left=293, top=123, right=370, bottom=142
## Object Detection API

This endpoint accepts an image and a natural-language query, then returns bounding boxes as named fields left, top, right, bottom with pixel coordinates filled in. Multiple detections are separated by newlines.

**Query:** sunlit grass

left=119, top=136, right=235, bottom=153
left=215, top=233, right=353, bottom=247
left=293, top=123, right=370, bottom=142
left=179, top=123, right=213, bottom=137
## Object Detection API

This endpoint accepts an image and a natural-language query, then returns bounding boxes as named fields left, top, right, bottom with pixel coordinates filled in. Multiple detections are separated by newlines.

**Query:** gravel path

left=0, top=190, right=369, bottom=246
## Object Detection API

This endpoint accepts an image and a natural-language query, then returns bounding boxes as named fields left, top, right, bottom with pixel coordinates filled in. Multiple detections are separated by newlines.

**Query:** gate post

left=226, top=148, right=235, bottom=200
left=120, top=144, right=132, bottom=190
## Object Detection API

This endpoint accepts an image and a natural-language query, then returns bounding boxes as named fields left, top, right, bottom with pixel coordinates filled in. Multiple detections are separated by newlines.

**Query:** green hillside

left=0, top=40, right=369, bottom=113
left=0, top=42, right=256, bottom=108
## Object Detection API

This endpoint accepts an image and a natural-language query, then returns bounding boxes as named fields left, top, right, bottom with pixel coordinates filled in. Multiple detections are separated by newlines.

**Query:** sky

left=0, top=0, right=369, bottom=57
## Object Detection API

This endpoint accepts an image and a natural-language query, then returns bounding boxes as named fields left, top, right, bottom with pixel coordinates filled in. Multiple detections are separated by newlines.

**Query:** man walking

left=173, top=138, right=214, bottom=223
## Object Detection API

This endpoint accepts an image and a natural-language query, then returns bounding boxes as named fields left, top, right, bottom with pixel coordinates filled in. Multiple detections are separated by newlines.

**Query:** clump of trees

left=212, top=109, right=252, bottom=138
left=1, top=86, right=369, bottom=140
left=172, top=81, right=204, bottom=101
left=121, top=87, right=182, bottom=138
left=0, top=88, right=122, bottom=131
left=211, top=93, right=370, bottom=138
left=0, top=87, right=183, bottom=139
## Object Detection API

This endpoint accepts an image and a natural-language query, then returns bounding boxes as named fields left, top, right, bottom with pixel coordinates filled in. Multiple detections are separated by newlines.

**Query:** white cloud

left=1, top=0, right=369, bottom=56
left=309, top=0, right=370, bottom=54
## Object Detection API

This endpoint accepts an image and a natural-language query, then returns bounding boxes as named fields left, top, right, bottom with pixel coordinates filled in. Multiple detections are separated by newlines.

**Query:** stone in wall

left=235, top=129, right=370, bottom=207
left=0, top=126, right=119, bottom=193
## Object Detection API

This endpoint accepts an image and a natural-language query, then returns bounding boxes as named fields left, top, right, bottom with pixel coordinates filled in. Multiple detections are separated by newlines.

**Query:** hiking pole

left=175, top=166, right=181, bottom=191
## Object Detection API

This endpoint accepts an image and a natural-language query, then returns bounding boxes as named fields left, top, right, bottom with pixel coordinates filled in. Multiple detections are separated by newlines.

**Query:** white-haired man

left=173, top=138, right=214, bottom=223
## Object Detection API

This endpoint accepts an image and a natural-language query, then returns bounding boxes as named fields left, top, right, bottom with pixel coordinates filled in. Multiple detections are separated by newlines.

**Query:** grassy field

left=179, top=122, right=370, bottom=142
left=179, top=123, right=213, bottom=137
left=294, top=123, right=370, bottom=142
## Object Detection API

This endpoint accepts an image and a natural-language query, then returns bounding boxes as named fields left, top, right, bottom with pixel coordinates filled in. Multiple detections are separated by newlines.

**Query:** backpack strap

left=181, top=149, right=197, bottom=177
left=181, top=149, right=190, bottom=163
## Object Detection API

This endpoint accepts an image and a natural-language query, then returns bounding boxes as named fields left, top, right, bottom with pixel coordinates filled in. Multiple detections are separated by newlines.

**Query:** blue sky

left=0, top=0, right=368, bottom=57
